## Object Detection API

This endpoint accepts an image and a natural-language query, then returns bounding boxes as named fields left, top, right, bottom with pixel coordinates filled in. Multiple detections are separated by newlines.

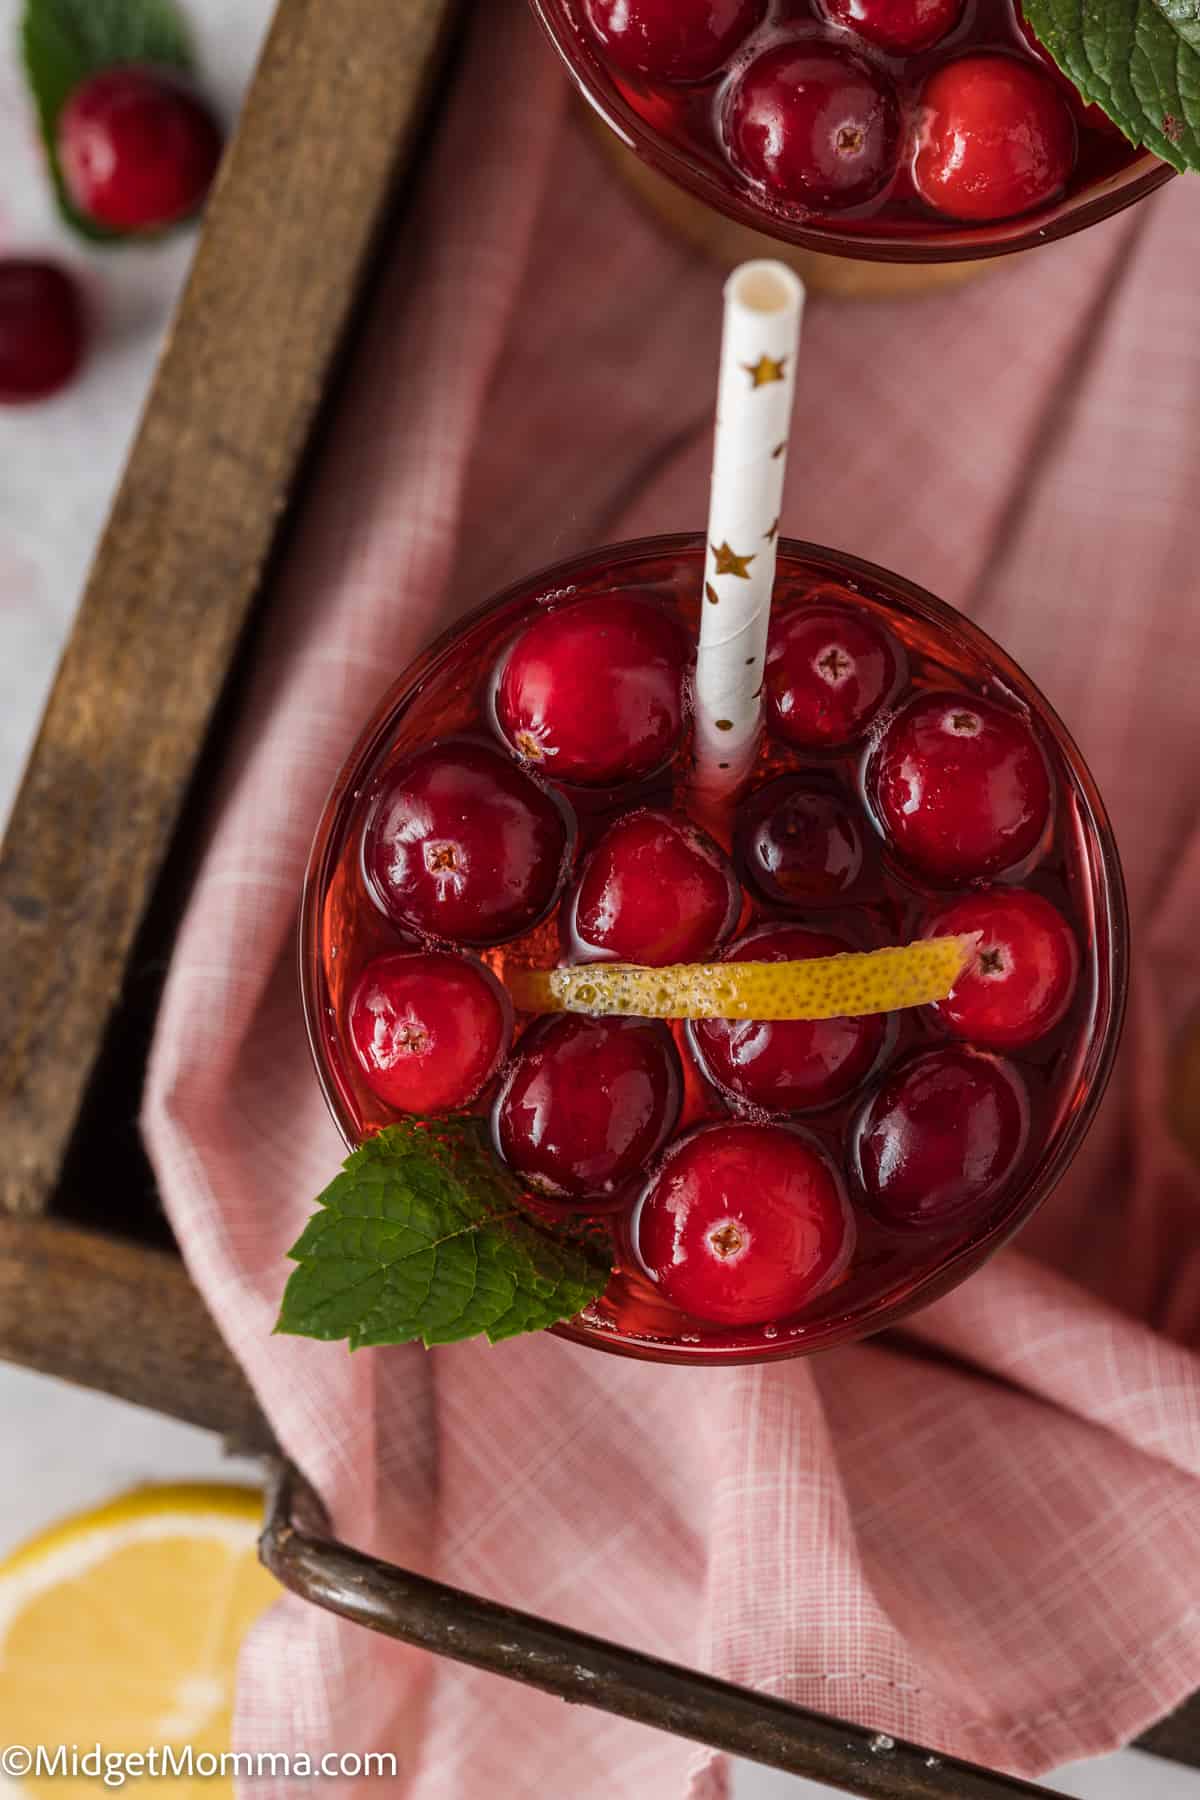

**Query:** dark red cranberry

left=348, top=951, right=511, bottom=1114
left=868, top=691, right=1052, bottom=882
left=765, top=601, right=901, bottom=749
left=494, top=592, right=688, bottom=787
left=58, top=67, right=223, bottom=234
left=572, top=808, right=741, bottom=966
left=925, top=887, right=1078, bottom=1047
left=912, top=56, right=1076, bottom=223
left=634, top=1121, right=853, bottom=1325
left=819, top=0, right=964, bottom=54
left=855, top=1045, right=1029, bottom=1225
left=736, top=778, right=865, bottom=907
left=494, top=1015, right=681, bottom=1204
left=1014, top=9, right=1117, bottom=132
left=690, top=924, right=885, bottom=1113
left=581, top=0, right=766, bottom=83
left=724, top=42, right=901, bottom=211
left=364, top=741, right=572, bottom=946
left=0, top=261, right=86, bottom=404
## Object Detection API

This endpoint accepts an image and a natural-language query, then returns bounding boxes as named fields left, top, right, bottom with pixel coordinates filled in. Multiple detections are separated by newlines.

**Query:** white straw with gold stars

left=693, top=259, right=804, bottom=804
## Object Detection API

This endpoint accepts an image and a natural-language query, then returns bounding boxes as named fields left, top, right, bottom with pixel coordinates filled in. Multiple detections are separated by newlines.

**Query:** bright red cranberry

left=819, top=0, right=964, bottom=54
left=494, top=1015, right=681, bottom=1204
left=736, top=778, right=865, bottom=907
left=912, top=56, right=1076, bottom=223
left=690, top=924, right=885, bottom=1114
left=634, top=1121, right=853, bottom=1325
left=58, top=67, right=223, bottom=234
left=855, top=1045, right=1029, bottom=1225
left=925, top=887, right=1078, bottom=1047
left=572, top=808, right=741, bottom=966
left=494, top=592, right=688, bottom=787
left=0, top=261, right=86, bottom=404
left=724, top=42, right=901, bottom=210
left=581, top=0, right=767, bottom=83
left=364, top=741, right=572, bottom=947
left=348, top=951, right=511, bottom=1114
left=766, top=601, right=901, bottom=749
left=868, top=692, right=1052, bottom=882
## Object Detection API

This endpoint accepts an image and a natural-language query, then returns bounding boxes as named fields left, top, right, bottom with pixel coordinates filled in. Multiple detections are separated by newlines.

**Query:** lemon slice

left=509, top=934, right=975, bottom=1021
left=0, top=1484, right=278, bottom=1800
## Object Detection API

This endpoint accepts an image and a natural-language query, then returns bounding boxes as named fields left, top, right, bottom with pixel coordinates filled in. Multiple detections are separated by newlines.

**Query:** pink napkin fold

left=143, top=3, right=1200, bottom=1792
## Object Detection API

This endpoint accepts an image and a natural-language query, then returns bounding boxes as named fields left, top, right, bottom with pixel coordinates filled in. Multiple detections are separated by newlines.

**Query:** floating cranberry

left=868, top=691, right=1051, bottom=882
left=690, top=924, right=886, bottom=1114
left=581, top=0, right=767, bottom=83
left=925, top=887, right=1078, bottom=1047
left=494, top=592, right=688, bottom=787
left=855, top=1045, right=1029, bottom=1225
left=1014, top=9, right=1118, bottom=132
left=819, top=0, right=964, bottom=55
left=912, top=55, right=1076, bottom=223
left=348, top=952, right=511, bottom=1114
left=634, top=1121, right=853, bottom=1325
left=724, top=42, right=901, bottom=210
left=766, top=601, right=901, bottom=749
left=364, top=741, right=572, bottom=946
left=736, top=778, right=865, bottom=907
left=572, top=808, right=741, bottom=966
left=0, top=260, right=86, bottom=404
left=494, top=1015, right=682, bottom=1204
left=58, top=67, right=223, bottom=234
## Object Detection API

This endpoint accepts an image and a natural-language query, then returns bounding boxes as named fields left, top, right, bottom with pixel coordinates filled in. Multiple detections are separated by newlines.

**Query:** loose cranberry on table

left=348, top=951, right=511, bottom=1115
left=723, top=41, right=902, bottom=210
left=0, top=260, right=85, bottom=404
left=690, top=924, right=885, bottom=1113
left=634, top=1121, right=853, bottom=1326
left=766, top=601, right=901, bottom=749
left=736, top=777, right=865, bottom=907
left=819, top=0, right=964, bottom=54
left=363, top=740, right=573, bottom=946
left=571, top=807, right=741, bottom=965
left=493, top=592, right=688, bottom=786
left=58, top=67, right=223, bottom=234
left=868, top=691, right=1052, bottom=882
left=912, top=56, right=1076, bottom=223
left=495, top=1015, right=682, bottom=1204
left=926, top=887, right=1078, bottom=1047
left=855, top=1044, right=1029, bottom=1225
left=581, top=0, right=766, bottom=82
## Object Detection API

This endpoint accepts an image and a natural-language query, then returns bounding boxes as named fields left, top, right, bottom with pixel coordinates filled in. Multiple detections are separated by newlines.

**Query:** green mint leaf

left=21, top=0, right=195, bottom=241
left=276, top=1119, right=613, bottom=1351
left=1023, top=0, right=1200, bottom=169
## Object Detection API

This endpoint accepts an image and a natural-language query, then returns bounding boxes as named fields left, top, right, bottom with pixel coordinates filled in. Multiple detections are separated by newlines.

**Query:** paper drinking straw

left=692, top=259, right=804, bottom=805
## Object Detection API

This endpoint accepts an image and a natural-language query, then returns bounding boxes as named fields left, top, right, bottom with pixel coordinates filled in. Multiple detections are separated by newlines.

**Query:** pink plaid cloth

left=143, top=3, right=1200, bottom=1791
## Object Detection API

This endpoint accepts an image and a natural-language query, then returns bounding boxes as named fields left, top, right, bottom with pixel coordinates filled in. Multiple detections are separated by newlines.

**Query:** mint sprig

left=1024, top=0, right=1200, bottom=170
left=21, top=0, right=195, bottom=241
left=276, top=1119, right=613, bottom=1350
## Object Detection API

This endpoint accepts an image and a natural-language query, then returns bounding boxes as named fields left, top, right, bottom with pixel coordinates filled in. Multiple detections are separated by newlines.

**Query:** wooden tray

left=0, top=1, right=1196, bottom=1789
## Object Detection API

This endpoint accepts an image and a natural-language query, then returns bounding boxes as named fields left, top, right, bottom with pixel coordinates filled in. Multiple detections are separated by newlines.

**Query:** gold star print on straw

left=742, top=353, right=788, bottom=389
left=764, top=518, right=779, bottom=542
left=711, top=541, right=756, bottom=580
left=705, top=581, right=720, bottom=605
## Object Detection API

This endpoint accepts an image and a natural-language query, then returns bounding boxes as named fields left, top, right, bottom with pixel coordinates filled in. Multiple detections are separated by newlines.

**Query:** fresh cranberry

left=581, top=0, right=767, bottom=83
left=1014, top=10, right=1117, bottom=132
left=348, top=951, right=511, bottom=1114
left=868, top=691, right=1052, bottom=882
left=0, top=261, right=86, bottom=403
left=855, top=1045, right=1029, bottom=1225
left=58, top=67, right=223, bottom=234
left=364, top=740, right=572, bottom=946
left=724, top=42, right=901, bottom=210
left=494, top=592, right=688, bottom=787
left=689, top=924, right=885, bottom=1114
left=572, top=808, right=741, bottom=966
left=634, top=1121, right=853, bottom=1325
left=494, top=1015, right=681, bottom=1204
left=736, top=778, right=865, bottom=907
left=766, top=601, right=901, bottom=748
left=912, top=56, right=1076, bottom=223
left=925, top=887, right=1078, bottom=1047
left=819, top=0, right=964, bottom=55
